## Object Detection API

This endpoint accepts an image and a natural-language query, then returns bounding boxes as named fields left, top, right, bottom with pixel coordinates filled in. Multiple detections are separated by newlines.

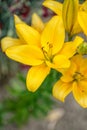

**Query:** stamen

left=41, top=47, right=49, bottom=61
left=49, top=44, right=53, bottom=48
left=73, top=71, right=84, bottom=81
left=41, top=42, right=53, bottom=62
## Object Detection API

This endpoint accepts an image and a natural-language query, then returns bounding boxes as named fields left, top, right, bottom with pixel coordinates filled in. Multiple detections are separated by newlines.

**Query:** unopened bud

left=77, top=42, right=87, bottom=55
left=62, top=0, right=79, bottom=35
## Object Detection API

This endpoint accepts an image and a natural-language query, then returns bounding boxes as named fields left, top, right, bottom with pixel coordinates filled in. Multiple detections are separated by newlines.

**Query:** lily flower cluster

left=1, top=0, right=87, bottom=108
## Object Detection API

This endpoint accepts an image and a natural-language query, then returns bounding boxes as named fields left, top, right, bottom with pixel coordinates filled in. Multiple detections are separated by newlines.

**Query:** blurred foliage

left=0, top=69, right=61, bottom=128
left=0, top=51, right=19, bottom=86
left=0, top=0, right=31, bottom=38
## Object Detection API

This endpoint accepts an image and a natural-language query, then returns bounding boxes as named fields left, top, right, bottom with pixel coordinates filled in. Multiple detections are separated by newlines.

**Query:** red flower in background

left=20, top=4, right=30, bottom=18
left=42, top=6, right=55, bottom=17
left=42, top=6, right=49, bottom=17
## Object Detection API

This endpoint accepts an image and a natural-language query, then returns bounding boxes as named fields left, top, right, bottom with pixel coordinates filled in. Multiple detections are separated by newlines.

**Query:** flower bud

left=62, top=0, right=79, bottom=35
left=77, top=42, right=87, bottom=55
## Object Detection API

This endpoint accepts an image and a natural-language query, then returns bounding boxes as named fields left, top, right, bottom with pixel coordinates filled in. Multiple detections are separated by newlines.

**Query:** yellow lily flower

left=1, top=15, right=83, bottom=92
left=53, top=54, right=87, bottom=108
left=43, top=0, right=87, bottom=36
left=1, top=13, right=44, bottom=52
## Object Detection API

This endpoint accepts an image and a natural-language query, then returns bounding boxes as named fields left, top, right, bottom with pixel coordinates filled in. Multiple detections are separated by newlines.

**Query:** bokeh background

left=0, top=0, right=87, bottom=130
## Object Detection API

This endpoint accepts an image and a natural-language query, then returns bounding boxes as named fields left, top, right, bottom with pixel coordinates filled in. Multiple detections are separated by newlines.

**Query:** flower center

left=42, top=42, right=53, bottom=62
left=73, top=72, right=84, bottom=82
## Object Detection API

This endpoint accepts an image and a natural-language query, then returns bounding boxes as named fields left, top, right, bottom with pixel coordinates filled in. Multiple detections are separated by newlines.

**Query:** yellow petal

left=73, top=82, right=87, bottom=108
left=61, top=62, right=77, bottom=83
left=59, top=36, right=83, bottom=58
left=61, top=75, right=73, bottom=83
left=15, top=23, right=41, bottom=47
left=45, top=61, right=57, bottom=70
left=14, top=15, right=24, bottom=24
left=80, top=57, right=87, bottom=76
left=79, top=80, right=87, bottom=93
left=53, top=80, right=72, bottom=102
left=41, top=16, right=65, bottom=55
left=53, top=54, right=70, bottom=68
left=26, top=64, right=50, bottom=92
left=46, top=54, right=70, bottom=70
left=1, top=37, right=24, bottom=52
left=70, top=20, right=82, bottom=36
left=6, top=45, right=44, bottom=66
left=31, top=13, right=44, bottom=33
left=71, top=54, right=83, bottom=70
left=43, top=0, right=62, bottom=15
left=78, top=11, right=87, bottom=35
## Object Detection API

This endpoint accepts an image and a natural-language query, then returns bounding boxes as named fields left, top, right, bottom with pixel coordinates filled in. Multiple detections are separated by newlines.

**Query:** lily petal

left=79, top=80, right=87, bottom=93
left=53, top=54, right=70, bottom=68
left=78, top=11, right=87, bottom=35
left=71, top=54, right=83, bottom=70
left=80, top=58, right=87, bottom=77
left=73, top=82, right=87, bottom=108
left=6, top=45, right=44, bottom=66
left=61, top=62, right=77, bottom=83
left=43, top=0, right=62, bottom=15
left=41, top=16, right=65, bottom=55
left=46, top=54, right=70, bottom=70
left=53, top=80, right=72, bottom=102
left=26, top=64, right=50, bottom=92
left=15, top=23, right=41, bottom=47
left=59, top=36, right=83, bottom=58
left=71, top=20, right=82, bottom=36
left=14, top=15, right=24, bottom=24
left=31, top=13, right=44, bottom=33
left=1, top=37, right=24, bottom=52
